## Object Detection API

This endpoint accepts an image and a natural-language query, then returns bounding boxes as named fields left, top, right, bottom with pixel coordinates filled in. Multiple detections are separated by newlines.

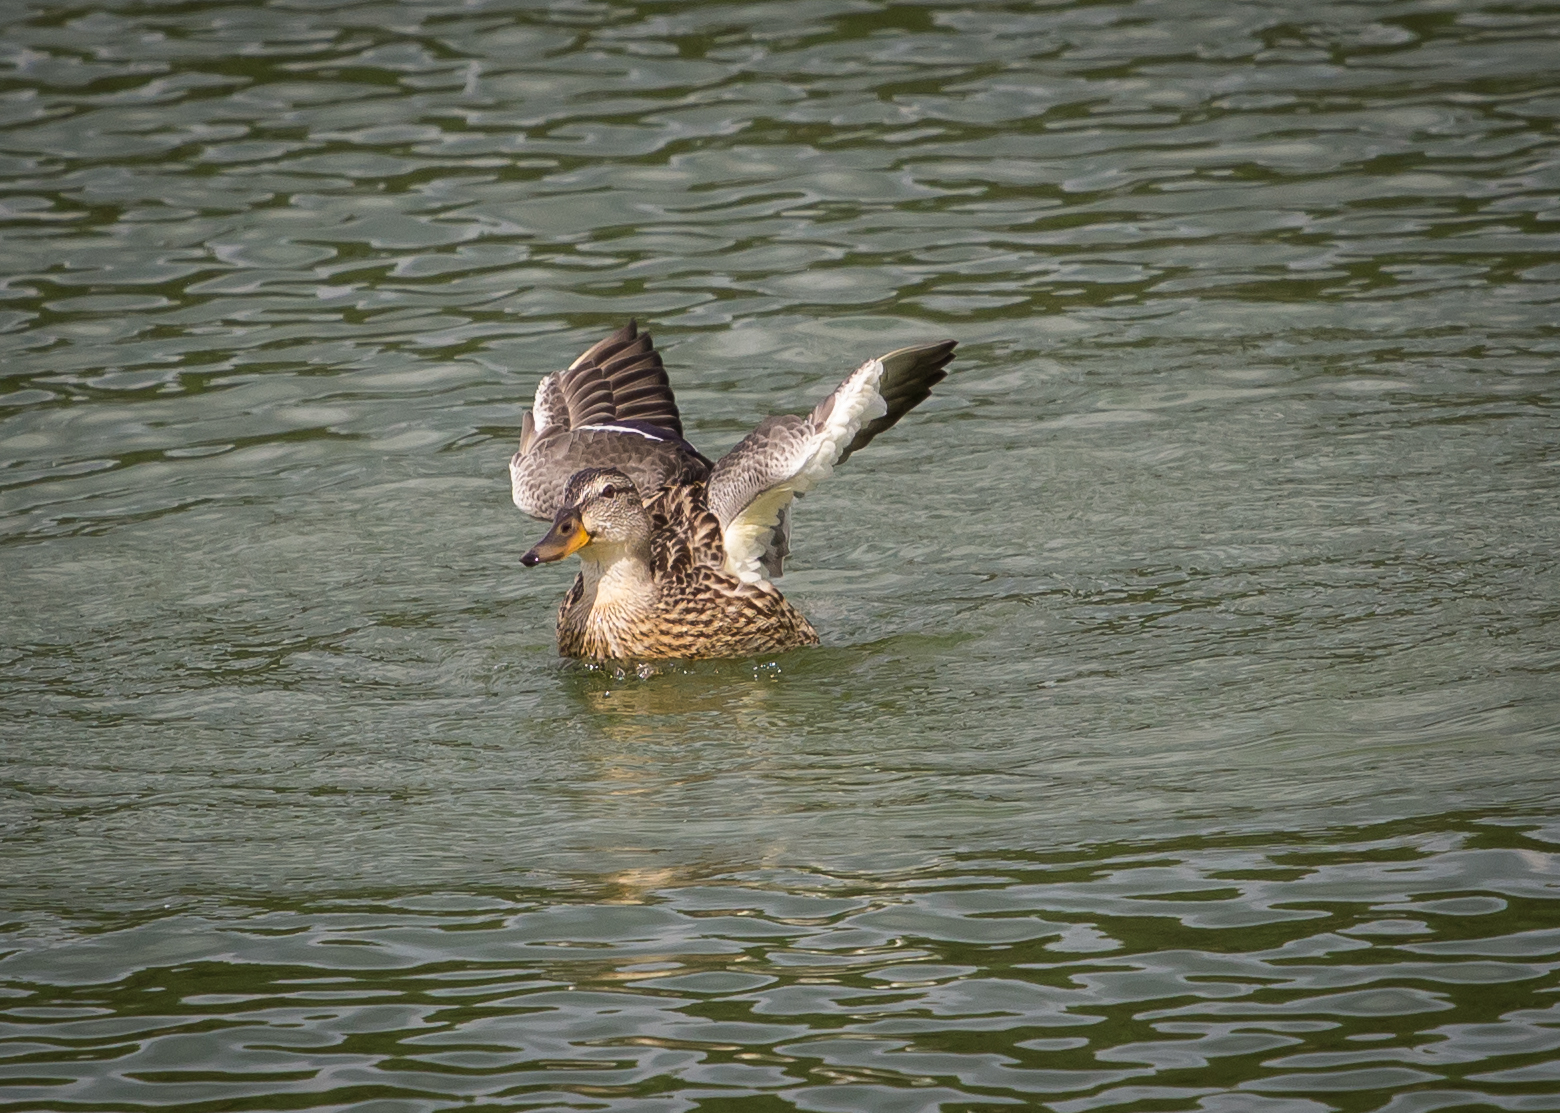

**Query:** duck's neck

left=577, top=541, right=658, bottom=643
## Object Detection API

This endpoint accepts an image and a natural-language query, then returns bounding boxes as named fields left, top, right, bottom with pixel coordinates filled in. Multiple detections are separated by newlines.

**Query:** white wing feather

left=721, top=485, right=799, bottom=585
left=529, top=370, right=569, bottom=439
left=511, top=371, right=569, bottom=511
left=713, top=357, right=888, bottom=585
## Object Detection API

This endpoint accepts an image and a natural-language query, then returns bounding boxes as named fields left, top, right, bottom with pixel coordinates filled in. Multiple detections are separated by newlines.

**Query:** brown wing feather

left=555, top=320, right=686, bottom=436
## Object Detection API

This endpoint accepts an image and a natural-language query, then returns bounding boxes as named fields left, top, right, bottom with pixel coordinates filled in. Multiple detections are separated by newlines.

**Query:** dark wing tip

left=567, top=320, right=641, bottom=371
left=840, top=339, right=959, bottom=463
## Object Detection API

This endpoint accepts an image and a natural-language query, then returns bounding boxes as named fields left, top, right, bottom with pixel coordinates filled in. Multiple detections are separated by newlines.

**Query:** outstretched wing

left=707, top=339, right=956, bottom=584
left=521, top=320, right=685, bottom=452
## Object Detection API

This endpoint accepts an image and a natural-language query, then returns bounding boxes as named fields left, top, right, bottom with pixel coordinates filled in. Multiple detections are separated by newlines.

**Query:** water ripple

left=2, top=827, right=1558, bottom=1111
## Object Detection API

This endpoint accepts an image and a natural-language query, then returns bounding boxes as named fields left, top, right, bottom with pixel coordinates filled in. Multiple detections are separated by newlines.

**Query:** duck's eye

left=600, top=484, right=617, bottom=499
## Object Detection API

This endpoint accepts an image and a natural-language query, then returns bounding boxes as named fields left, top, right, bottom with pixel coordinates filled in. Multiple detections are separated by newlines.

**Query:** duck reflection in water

left=566, top=658, right=793, bottom=744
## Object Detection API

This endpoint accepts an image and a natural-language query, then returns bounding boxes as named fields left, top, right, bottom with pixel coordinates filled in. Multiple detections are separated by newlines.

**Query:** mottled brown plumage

left=532, top=471, right=817, bottom=661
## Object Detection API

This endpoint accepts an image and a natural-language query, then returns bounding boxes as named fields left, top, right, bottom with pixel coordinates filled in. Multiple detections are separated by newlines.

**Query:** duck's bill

left=521, top=508, right=589, bottom=566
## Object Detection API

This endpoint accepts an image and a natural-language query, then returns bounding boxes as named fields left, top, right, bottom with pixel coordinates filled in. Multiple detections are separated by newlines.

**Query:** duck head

left=522, top=467, right=650, bottom=566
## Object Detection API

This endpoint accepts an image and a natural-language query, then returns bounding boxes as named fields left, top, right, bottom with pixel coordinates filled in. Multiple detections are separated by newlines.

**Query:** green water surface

left=2, top=1, right=1558, bottom=1110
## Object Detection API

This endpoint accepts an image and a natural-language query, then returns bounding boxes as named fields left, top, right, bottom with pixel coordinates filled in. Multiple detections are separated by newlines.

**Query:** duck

left=511, top=321, right=957, bottom=661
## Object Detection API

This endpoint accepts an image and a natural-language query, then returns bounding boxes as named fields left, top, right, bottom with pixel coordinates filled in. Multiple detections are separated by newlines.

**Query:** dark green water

left=3, top=1, right=1558, bottom=1109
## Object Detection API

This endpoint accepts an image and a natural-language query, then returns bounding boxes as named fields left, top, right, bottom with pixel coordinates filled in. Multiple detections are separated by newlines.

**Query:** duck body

left=552, top=480, right=818, bottom=661
left=513, top=323, right=956, bottom=662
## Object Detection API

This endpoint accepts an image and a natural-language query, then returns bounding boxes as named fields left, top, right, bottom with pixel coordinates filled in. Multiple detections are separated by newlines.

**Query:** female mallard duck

left=512, top=322, right=956, bottom=661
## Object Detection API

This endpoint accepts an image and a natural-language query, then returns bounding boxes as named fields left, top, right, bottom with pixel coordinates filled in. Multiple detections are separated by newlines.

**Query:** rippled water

left=3, top=0, right=1558, bottom=1109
